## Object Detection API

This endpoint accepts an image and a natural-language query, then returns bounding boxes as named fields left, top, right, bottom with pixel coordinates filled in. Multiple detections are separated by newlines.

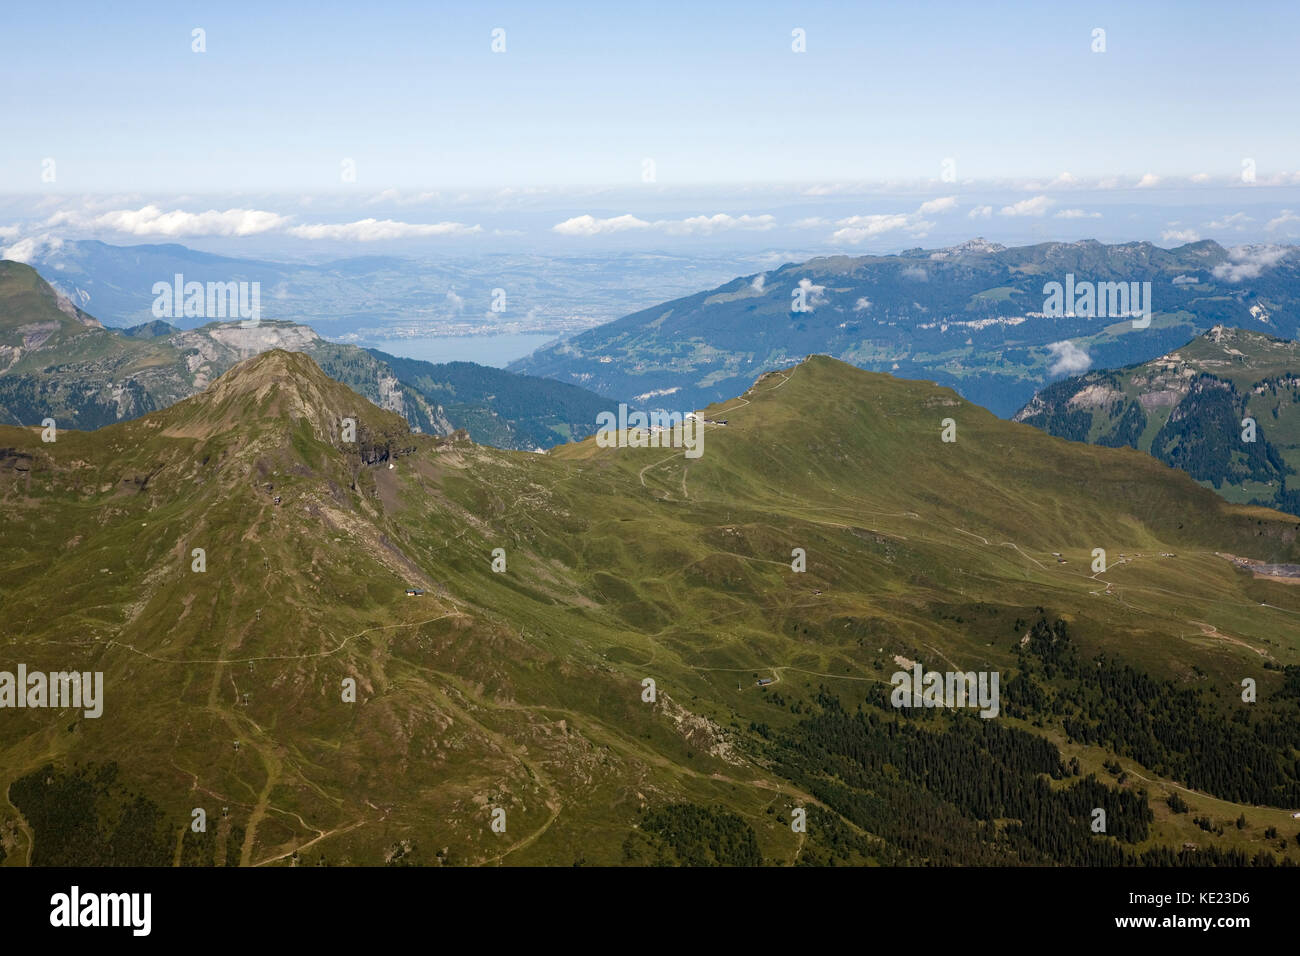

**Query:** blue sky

left=3, top=1, right=1300, bottom=262
left=5, top=0, right=1300, bottom=192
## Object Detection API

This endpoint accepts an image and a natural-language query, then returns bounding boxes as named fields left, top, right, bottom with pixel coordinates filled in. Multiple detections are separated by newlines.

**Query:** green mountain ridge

left=1014, top=325, right=1300, bottom=515
left=511, top=238, right=1300, bottom=417
left=0, top=258, right=104, bottom=352
left=3, top=348, right=1299, bottom=867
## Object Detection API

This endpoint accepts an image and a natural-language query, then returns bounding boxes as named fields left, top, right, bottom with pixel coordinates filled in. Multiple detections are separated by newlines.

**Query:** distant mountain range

left=0, top=260, right=612, bottom=450
left=3, top=348, right=1299, bottom=866
left=512, top=238, right=1300, bottom=416
left=1015, top=325, right=1300, bottom=515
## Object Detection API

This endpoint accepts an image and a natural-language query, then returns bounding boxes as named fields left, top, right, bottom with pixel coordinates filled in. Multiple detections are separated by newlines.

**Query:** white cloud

left=796, top=277, right=828, bottom=308
left=1020, top=171, right=1083, bottom=191
left=495, top=185, right=554, bottom=198
left=830, top=213, right=914, bottom=243
left=753, top=250, right=804, bottom=267
left=1136, top=173, right=1162, bottom=188
left=551, top=214, right=651, bottom=236
left=803, top=183, right=848, bottom=196
left=999, top=195, right=1053, bottom=217
left=917, top=195, right=958, bottom=215
left=551, top=212, right=774, bottom=237
left=48, top=204, right=289, bottom=237
left=1162, top=228, right=1200, bottom=243
left=1212, top=245, right=1289, bottom=282
left=633, top=386, right=680, bottom=401
left=853, top=297, right=871, bottom=311
left=1, top=234, right=63, bottom=263
left=286, top=218, right=481, bottom=240
left=1054, top=208, right=1101, bottom=219
left=1190, top=173, right=1212, bottom=183
left=1046, top=340, right=1091, bottom=376
left=1265, top=210, right=1300, bottom=232
left=1171, top=274, right=1199, bottom=285
left=664, top=213, right=776, bottom=235
left=1255, top=171, right=1300, bottom=186
left=445, top=289, right=465, bottom=312
left=901, top=265, right=928, bottom=281
left=750, top=274, right=766, bottom=293
left=34, top=203, right=483, bottom=243
left=828, top=198, right=946, bottom=244
left=968, top=205, right=993, bottom=219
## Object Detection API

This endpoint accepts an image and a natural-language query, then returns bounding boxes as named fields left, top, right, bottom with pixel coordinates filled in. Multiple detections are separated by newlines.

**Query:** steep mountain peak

left=208, top=345, right=319, bottom=387
left=951, top=237, right=1006, bottom=254
left=1179, top=238, right=1228, bottom=256
left=924, top=237, right=1008, bottom=261
left=156, top=348, right=410, bottom=444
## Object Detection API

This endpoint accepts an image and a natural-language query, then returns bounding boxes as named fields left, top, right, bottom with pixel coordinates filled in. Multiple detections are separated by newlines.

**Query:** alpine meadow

left=4, top=0, right=1300, bottom=941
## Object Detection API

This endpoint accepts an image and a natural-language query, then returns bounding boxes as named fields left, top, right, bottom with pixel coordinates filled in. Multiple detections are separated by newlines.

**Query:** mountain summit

left=158, top=349, right=410, bottom=447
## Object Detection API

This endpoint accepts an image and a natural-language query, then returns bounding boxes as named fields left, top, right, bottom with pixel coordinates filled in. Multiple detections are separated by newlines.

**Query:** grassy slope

left=1, top=352, right=1298, bottom=866
left=0, top=260, right=99, bottom=350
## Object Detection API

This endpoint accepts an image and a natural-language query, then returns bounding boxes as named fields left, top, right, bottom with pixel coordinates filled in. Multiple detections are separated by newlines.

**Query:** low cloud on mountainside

left=1047, top=340, right=1091, bottom=376
left=1212, top=245, right=1292, bottom=282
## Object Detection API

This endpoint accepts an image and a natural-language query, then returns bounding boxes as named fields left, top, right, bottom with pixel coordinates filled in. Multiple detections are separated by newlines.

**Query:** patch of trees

left=1019, top=376, right=1108, bottom=443
left=9, top=762, right=174, bottom=866
left=0, top=375, right=155, bottom=430
left=772, top=691, right=1152, bottom=865
left=622, top=804, right=762, bottom=866
left=366, top=349, right=611, bottom=447
left=1097, top=400, right=1146, bottom=449
left=1267, top=477, right=1300, bottom=516
left=760, top=660, right=1298, bottom=866
left=1150, top=375, right=1288, bottom=488
left=1003, top=617, right=1300, bottom=807
left=225, top=824, right=245, bottom=868
left=795, top=806, right=876, bottom=866
left=180, top=824, right=217, bottom=866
